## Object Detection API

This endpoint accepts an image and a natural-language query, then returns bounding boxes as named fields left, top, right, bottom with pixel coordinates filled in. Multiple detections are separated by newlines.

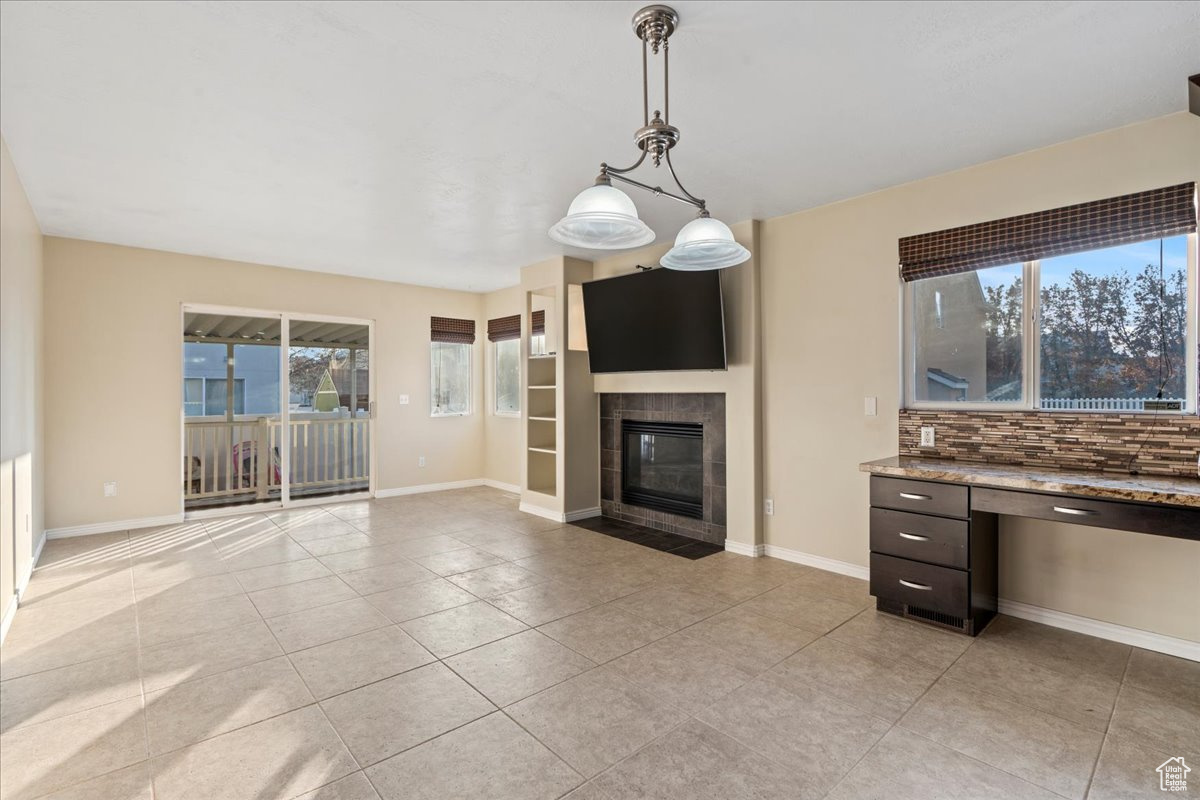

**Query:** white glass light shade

left=548, top=184, right=655, bottom=249
left=660, top=215, right=750, bottom=270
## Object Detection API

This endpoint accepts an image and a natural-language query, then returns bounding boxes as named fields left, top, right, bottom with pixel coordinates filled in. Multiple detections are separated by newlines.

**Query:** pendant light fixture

left=549, top=5, right=750, bottom=270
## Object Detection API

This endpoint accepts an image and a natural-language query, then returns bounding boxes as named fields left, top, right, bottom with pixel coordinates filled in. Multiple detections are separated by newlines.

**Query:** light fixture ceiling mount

left=549, top=5, right=750, bottom=270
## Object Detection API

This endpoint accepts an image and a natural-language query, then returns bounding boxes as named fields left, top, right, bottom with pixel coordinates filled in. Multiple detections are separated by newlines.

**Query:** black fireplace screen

left=621, top=420, right=704, bottom=519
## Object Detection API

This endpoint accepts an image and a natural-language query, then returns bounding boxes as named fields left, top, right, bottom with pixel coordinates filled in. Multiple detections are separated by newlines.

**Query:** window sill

left=493, top=411, right=521, bottom=418
left=431, top=411, right=472, bottom=418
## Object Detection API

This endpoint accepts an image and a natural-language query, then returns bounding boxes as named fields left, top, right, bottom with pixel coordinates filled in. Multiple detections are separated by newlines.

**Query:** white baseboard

left=761, top=543, right=871, bottom=580
left=565, top=507, right=602, bottom=523
left=45, top=513, right=185, bottom=540
left=4, top=531, right=46, bottom=644
left=997, top=599, right=1199, bottom=662
left=482, top=479, right=521, bottom=494
left=740, top=542, right=1195, bottom=660
left=724, top=540, right=765, bottom=557
left=376, top=479, right=484, bottom=498
left=0, top=595, right=16, bottom=644
left=18, top=532, right=46, bottom=598
left=519, top=502, right=564, bottom=522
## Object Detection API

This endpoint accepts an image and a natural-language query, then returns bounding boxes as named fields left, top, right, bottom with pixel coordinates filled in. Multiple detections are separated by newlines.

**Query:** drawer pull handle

left=899, top=492, right=932, bottom=501
left=1053, top=506, right=1098, bottom=516
left=899, top=579, right=933, bottom=591
left=898, top=532, right=931, bottom=542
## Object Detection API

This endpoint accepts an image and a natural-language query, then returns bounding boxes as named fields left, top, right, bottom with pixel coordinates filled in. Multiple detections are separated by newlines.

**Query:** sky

left=973, top=234, right=1189, bottom=290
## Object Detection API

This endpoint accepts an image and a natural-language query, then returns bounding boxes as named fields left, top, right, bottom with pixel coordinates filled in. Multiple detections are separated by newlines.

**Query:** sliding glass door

left=286, top=318, right=371, bottom=501
left=182, top=307, right=373, bottom=512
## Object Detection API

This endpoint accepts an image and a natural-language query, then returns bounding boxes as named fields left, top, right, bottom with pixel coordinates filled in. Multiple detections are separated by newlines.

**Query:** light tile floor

left=0, top=486, right=1195, bottom=799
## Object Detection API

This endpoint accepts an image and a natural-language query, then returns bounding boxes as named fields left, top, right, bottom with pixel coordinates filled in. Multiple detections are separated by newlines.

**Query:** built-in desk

left=858, top=456, right=1200, bottom=635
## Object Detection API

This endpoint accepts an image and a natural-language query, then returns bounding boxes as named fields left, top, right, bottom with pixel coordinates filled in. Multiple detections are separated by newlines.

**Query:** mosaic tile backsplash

left=899, top=409, right=1200, bottom=478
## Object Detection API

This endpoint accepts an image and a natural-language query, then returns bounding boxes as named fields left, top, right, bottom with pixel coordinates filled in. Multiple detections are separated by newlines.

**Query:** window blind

left=531, top=310, right=546, bottom=336
left=898, top=182, right=1196, bottom=282
left=430, top=316, right=476, bottom=344
left=487, top=314, right=521, bottom=342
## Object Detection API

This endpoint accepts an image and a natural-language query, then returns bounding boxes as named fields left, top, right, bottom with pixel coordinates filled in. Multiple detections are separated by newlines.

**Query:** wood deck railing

left=184, top=416, right=369, bottom=505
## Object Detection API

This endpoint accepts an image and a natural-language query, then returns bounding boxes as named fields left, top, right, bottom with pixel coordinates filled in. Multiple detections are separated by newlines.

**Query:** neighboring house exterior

left=183, top=341, right=280, bottom=416
left=913, top=271, right=989, bottom=402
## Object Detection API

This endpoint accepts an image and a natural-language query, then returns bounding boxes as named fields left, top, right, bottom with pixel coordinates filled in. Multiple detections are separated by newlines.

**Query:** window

left=1039, top=238, right=1188, bottom=409
left=908, top=234, right=1196, bottom=412
left=494, top=338, right=520, bottom=415
left=912, top=263, right=1024, bottom=404
left=431, top=341, right=472, bottom=416
left=184, top=377, right=204, bottom=416
left=182, top=377, right=246, bottom=416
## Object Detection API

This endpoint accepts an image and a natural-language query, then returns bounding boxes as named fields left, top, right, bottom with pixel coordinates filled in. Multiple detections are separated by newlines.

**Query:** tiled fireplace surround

left=600, top=393, right=726, bottom=545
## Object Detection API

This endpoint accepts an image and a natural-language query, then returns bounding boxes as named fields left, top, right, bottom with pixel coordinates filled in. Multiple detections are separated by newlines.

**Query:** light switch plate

left=864, top=396, right=877, bottom=416
left=103, top=481, right=118, bottom=497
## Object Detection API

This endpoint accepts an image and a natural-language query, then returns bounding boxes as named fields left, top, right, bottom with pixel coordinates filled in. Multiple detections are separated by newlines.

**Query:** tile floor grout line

left=893, top=680, right=1095, bottom=800
left=11, top=498, right=1179, bottom=800
left=1078, top=647, right=1139, bottom=800
left=699, top=666, right=898, bottom=773
left=903, top=727, right=1081, bottom=800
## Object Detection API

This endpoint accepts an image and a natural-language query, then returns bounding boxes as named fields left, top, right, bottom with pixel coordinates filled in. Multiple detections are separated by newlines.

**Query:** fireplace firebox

left=621, top=420, right=704, bottom=519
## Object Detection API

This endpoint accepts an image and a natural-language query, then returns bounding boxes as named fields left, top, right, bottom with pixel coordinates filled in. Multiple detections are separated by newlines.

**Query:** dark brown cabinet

left=868, top=476, right=997, bottom=635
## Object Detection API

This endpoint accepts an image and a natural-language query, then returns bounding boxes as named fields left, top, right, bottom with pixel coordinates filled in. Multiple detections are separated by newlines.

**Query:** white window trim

left=493, top=339, right=521, bottom=418
left=430, top=341, right=473, bottom=418
left=903, top=233, right=1198, bottom=414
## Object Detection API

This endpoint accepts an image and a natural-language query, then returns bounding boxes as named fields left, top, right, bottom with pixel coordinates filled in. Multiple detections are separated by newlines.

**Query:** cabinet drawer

left=870, top=476, right=968, bottom=519
left=971, top=487, right=1200, bottom=540
left=870, top=508, right=968, bottom=569
left=870, top=553, right=969, bottom=617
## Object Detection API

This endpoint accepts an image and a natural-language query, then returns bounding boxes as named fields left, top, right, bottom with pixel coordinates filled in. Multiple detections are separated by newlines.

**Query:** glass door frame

left=180, top=302, right=376, bottom=516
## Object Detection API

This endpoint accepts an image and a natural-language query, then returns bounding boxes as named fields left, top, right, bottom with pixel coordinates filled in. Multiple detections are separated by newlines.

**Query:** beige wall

left=1, top=137, right=44, bottom=629
left=760, top=112, right=1200, bottom=641
left=591, top=221, right=764, bottom=548
left=42, top=237, right=486, bottom=530
left=482, top=285, right=522, bottom=488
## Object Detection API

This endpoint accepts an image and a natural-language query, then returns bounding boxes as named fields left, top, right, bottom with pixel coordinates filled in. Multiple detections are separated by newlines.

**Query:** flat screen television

left=582, top=268, right=727, bottom=373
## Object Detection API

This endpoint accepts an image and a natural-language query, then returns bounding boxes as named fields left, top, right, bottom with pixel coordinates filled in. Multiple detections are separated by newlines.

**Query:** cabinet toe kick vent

left=904, top=603, right=967, bottom=633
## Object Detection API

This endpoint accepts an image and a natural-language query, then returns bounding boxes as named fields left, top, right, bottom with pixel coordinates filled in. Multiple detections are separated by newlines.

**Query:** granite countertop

left=859, top=456, right=1200, bottom=508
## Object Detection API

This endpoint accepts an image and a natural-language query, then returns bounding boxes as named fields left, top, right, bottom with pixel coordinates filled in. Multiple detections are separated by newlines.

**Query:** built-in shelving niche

left=525, top=287, right=559, bottom=499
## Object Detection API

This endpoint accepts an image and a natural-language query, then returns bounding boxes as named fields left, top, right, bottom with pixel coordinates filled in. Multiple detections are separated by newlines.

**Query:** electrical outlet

left=399, top=394, right=410, bottom=405
left=103, top=481, right=118, bottom=497
left=418, top=455, right=426, bottom=468
left=920, top=427, right=936, bottom=447
left=764, top=498, right=774, bottom=515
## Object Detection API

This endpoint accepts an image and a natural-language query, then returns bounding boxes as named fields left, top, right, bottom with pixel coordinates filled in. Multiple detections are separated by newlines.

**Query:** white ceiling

left=2, top=1, right=1196, bottom=291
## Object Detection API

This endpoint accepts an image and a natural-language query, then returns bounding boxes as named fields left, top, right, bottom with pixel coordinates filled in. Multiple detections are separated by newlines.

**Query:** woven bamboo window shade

left=430, top=316, right=476, bottom=344
left=899, top=183, right=1196, bottom=282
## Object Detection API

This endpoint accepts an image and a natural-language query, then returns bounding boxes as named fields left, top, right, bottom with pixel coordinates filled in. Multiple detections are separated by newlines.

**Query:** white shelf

left=529, top=384, right=556, bottom=389
left=528, top=416, right=556, bottom=422
left=527, top=446, right=557, bottom=455
left=526, top=486, right=557, bottom=498
left=528, top=354, right=557, bottom=360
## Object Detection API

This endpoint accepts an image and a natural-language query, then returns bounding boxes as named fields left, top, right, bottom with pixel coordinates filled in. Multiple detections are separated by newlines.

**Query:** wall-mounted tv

left=582, top=268, right=727, bottom=373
